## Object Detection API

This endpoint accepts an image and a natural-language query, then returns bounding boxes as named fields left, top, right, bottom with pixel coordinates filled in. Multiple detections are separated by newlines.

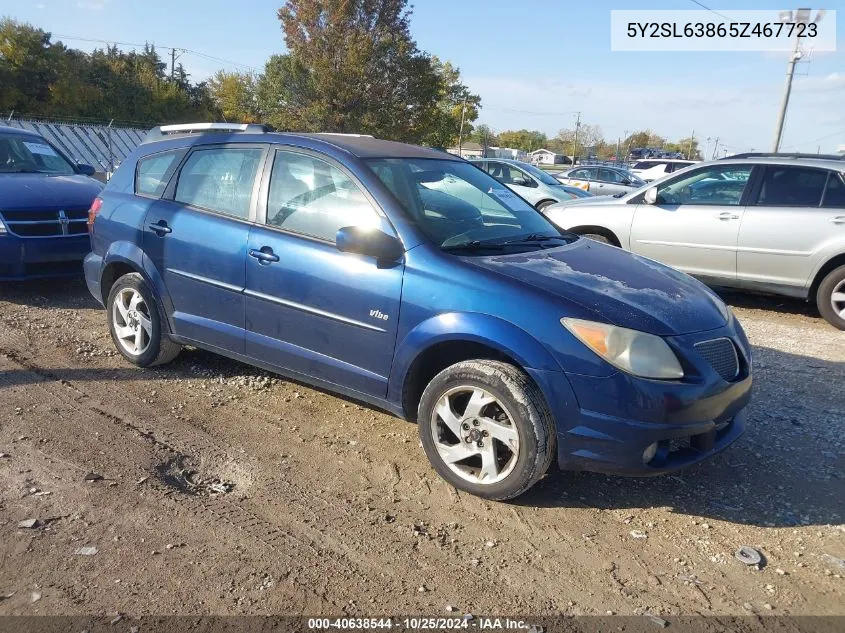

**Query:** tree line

left=1, top=0, right=700, bottom=158
left=465, top=125, right=703, bottom=161
left=0, top=0, right=481, bottom=148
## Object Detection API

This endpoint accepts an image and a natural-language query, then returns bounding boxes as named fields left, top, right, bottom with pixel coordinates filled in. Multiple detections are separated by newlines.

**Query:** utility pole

left=687, top=130, right=695, bottom=160
left=710, top=136, right=720, bottom=160
left=457, top=94, right=468, bottom=157
left=571, top=111, right=581, bottom=166
left=772, top=9, right=825, bottom=152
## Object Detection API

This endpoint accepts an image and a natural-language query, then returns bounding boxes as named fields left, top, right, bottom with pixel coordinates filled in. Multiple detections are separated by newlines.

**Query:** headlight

left=561, top=318, right=684, bottom=380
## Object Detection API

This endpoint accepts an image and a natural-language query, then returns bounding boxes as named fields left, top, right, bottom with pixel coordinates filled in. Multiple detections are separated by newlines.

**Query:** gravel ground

left=0, top=278, right=842, bottom=620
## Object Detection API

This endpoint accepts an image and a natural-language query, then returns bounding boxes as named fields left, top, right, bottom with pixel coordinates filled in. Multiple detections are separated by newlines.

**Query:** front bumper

left=0, top=233, right=90, bottom=280
left=529, top=321, right=753, bottom=476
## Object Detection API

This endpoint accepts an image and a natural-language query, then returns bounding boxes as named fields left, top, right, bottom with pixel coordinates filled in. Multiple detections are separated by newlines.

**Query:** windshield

left=0, top=134, right=75, bottom=175
left=366, top=158, right=569, bottom=251
left=516, top=161, right=563, bottom=186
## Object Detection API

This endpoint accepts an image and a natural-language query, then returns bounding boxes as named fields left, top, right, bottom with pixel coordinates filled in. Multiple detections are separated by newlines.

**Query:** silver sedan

left=555, top=166, right=645, bottom=196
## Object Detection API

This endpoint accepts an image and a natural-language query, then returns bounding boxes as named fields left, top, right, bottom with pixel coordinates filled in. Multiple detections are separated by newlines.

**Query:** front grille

left=695, top=337, right=740, bottom=381
left=0, top=208, right=89, bottom=237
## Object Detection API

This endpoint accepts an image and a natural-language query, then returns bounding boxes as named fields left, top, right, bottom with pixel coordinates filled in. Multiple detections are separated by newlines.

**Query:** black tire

left=582, top=233, right=611, bottom=244
left=106, top=272, right=181, bottom=367
left=535, top=199, right=556, bottom=212
left=816, top=264, right=845, bottom=330
left=417, top=360, right=556, bottom=501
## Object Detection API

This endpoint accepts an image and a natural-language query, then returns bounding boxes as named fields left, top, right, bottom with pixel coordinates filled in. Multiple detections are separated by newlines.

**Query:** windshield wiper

left=441, top=240, right=507, bottom=252
left=501, top=233, right=570, bottom=245
left=1, top=168, right=47, bottom=174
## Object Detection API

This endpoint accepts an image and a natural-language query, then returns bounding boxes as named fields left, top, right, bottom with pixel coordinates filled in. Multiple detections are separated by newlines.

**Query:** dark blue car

left=0, top=127, right=103, bottom=280
left=84, top=123, right=752, bottom=500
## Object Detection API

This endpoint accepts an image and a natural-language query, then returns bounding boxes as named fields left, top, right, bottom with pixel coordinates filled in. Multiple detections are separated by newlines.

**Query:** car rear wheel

left=817, top=265, right=845, bottom=330
left=417, top=360, right=555, bottom=500
left=107, top=272, right=181, bottom=367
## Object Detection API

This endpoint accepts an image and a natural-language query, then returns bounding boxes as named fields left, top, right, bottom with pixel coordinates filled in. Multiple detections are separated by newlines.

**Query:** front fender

left=387, top=312, right=562, bottom=405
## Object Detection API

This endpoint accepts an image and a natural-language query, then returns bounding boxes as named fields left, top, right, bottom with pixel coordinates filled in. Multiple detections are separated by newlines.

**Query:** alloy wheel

left=429, top=386, right=519, bottom=485
left=831, top=279, right=845, bottom=319
left=112, top=288, right=153, bottom=356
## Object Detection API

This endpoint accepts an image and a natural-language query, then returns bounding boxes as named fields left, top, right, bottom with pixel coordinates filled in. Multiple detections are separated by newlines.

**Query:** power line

left=782, top=126, right=845, bottom=149
left=51, top=33, right=257, bottom=72
left=687, top=1, right=730, bottom=21
left=481, top=106, right=581, bottom=117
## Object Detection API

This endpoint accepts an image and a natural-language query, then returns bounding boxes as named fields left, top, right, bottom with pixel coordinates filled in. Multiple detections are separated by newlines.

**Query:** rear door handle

left=249, top=248, right=280, bottom=264
left=716, top=212, right=740, bottom=220
left=830, top=216, right=845, bottom=225
left=148, top=221, right=172, bottom=235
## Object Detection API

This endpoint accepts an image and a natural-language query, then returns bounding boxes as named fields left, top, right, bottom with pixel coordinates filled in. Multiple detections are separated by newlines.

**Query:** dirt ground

left=0, top=278, right=843, bottom=621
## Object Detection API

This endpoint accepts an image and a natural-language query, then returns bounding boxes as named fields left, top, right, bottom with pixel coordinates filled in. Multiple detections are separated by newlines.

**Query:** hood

left=0, top=173, right=103, bottom=211
left=466, top=239, right=727, bottom=336
left=547, top=195, right=620, bottom=211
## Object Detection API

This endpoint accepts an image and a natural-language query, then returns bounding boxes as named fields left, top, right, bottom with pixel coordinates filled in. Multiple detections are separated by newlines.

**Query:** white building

left=446, top=142, right=484, bottom=159
left=488, top=146, right=528, bottom=161
left=529, top=148, right=568, bottom=165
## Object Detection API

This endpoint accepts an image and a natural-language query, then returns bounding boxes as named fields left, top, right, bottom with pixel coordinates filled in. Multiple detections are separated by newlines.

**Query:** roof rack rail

left=724, top=152, right=845, bottom=161
left=143, top=122, right=272, bottom=144
left=312, top=132, right=375, bottom=138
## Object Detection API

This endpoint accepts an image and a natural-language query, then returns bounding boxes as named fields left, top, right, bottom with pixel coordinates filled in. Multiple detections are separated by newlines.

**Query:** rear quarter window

left=135, top=150, right=185, bottom=198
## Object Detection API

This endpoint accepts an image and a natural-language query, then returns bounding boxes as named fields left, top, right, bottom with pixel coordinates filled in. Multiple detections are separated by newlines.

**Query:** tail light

left=87, top=197, right=103, bottom=234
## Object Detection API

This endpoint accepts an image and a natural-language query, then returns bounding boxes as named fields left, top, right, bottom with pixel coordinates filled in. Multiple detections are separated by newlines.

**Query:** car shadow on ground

left=519, top=345, right=844, bottom=528
left=714, top=287, right=819, bottom=319
left=0, top=276, right=98, bottom=310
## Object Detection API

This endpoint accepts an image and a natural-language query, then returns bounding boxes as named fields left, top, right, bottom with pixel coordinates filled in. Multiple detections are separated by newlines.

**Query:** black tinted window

left=822, top=172, right=845, bottom=208
left=757, top=166, right=827, bottom=207
left=175, top=147, right=263, bottom=219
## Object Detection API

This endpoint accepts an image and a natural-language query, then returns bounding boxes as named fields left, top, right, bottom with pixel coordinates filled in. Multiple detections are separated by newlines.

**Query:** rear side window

left=822, top=172, right=845, bottom=208
left=756, top=166, right=828, bottom=207
left=174, top=147, right=264, bottom=220
left=633, top=161, right=655, bottom=169
left=135, top=150, right=183, bottom=198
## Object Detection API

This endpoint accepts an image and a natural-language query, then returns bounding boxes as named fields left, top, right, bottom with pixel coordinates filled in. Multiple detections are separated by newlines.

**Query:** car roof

left=140, top=126, right=456, bottom=161
left=0, top=126, right=42, bottom=139
left=716, top=156, right=845, bottom=170
left=635, top=158, right=696, bottom=163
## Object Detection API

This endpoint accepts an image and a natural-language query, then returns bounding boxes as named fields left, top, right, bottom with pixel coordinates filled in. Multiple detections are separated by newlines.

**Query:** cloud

left=36, top=3, right=45, bottom=8
left=77, top=0, right=111, bottom=9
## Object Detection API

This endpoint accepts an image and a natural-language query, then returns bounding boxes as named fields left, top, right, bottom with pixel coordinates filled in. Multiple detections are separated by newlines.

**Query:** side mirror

left=621, top=178, right=632, bottom=186
left=336, top=226, right=403, bottom=261
left=76, top=162, right=96, bottom=176
left=512, top=176, right=530, bottom=186
left=643, top=187, right=658, bottom=205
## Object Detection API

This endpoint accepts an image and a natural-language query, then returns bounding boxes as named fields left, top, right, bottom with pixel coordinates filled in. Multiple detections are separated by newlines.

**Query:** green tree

left=208, top=70, right=259, bottom=123
left=274, top=0, right=440, bottom=140
left=419, top=56, right=480, bottom=149
left=496, top=129, right=548, bottom=152
left=255, top=53, right=314, bottom=131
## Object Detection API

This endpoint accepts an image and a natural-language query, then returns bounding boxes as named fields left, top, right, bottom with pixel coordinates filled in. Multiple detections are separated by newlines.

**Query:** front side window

left=756, top=166, right=828, bottom=207
left=367, top=158, right=565, bottom=250
left=656, top=166, right=752, bottom=206
left=600, top=168, right=625, bottom=184
left=0, top=134, right=75, bottom=175
left=266, top=151, right=380, bottom=242
left=174, top=147, right=263, bottom=219
left=136, top=150, right=183, bottom=197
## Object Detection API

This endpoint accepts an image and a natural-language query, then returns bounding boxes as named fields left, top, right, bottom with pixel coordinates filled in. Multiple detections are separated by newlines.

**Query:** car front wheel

left=107, top=272, right=181, bottom=366
left=817, top=265, right=845, bottom=330
left=417, top=360, right=555, bottom=500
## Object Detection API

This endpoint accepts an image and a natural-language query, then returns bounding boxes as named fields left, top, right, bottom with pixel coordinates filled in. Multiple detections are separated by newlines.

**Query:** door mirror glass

left=643, top=187, right=658, bottom=205
left=336, top=226, right=403, bottom=261
left=512, top=175, right=531, bottom=186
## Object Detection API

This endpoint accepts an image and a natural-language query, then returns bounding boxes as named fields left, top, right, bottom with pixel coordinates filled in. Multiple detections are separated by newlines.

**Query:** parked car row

left=0, top=127, right=102, bottom=280
left=543, top=153, right=845, bottom=330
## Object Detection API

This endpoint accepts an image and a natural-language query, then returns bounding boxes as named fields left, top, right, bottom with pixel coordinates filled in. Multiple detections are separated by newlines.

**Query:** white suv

left=631, top=159, right=699, bottom=182
left=544, top=153, right=845, bottom=329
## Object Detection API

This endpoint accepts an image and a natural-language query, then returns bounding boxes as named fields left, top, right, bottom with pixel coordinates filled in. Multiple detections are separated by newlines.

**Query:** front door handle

left=830, top=216, right=845, bottom=225
left=249, top=248, right=280, bottom=264
left=148, top=221, right=172, bottom=235
left=716, top=212, right=740, bottom=220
